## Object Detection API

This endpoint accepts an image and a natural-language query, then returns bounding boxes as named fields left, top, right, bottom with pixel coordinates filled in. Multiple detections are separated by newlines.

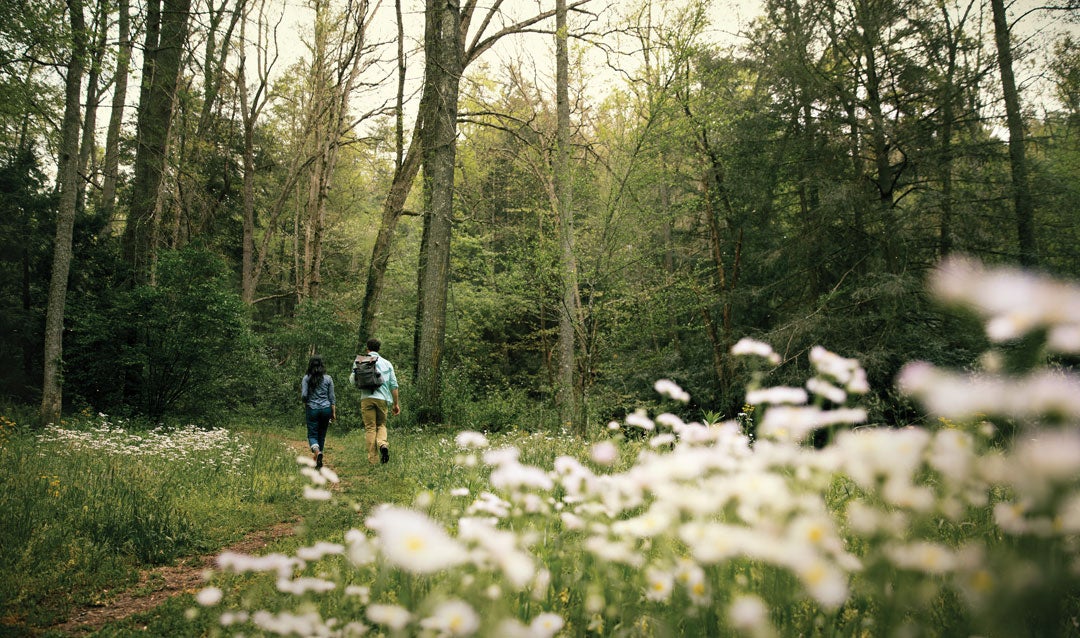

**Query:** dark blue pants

left=305, top=406, right=332, bottom=451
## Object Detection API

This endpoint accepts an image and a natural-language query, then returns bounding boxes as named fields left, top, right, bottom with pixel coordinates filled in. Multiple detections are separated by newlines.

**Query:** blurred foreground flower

left=365, top=505, right=469, bottom=573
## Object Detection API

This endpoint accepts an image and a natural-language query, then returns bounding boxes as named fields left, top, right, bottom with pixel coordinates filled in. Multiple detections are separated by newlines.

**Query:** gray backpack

left=353, top=355, right=383, bottom=391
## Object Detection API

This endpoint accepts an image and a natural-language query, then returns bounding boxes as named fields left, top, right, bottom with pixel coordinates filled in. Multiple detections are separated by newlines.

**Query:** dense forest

left=2, top=0, right=1078, bottom=434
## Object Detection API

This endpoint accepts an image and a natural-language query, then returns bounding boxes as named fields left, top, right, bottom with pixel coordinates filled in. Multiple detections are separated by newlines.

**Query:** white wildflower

left=805, top=378, right=846, bottom=404
left=746, top=386, right=808, bottom=405
left=729, top=594, right=769, bottom=631
left=490, top=462, right=553, bottom=491
left=644, top=565, right=675, bottom=601
left=345, top=528, right=376, bottom=566
left=251, top=610, right=328, bottom=636
left=365, top=506, right=468, bottom=573
left=366, top=604, right=412, bottom=631
left=345, top=585, right=370, bottom=602
left=731, top=338, right=782, bottom=364
left=655, top=412, right=685, bottom=430
left=303, top=486, right=333, bottom=501
left=482, top=446, right=521, bottom=467
left=301, top=467, right=327, bottom=485
left=195, top=586, right=222, bottom=606
left=419, top=599, right=480, bottom=637
left=296, top=541, right=344, bottom=562
left=675, top=559, right=710, bottom=605
left=654, top=379, right=691, bottom=402
left=649, top=433, right=676, bottom=448
left=625, top=409, right=655, bottom=431
left=793, top=555, right=849, bottom=609
left=217, top=551, right=298, bottom=578
left=930, top=256, right=1080, bottom=351
left=612, top=503, right=675, bottom=538
left=455, top=431, right=490, bottom=449
left=276, top=576, right=336, bottom=594
left=885, top=541, right=958, bottom=574
left=809, top=346, right=865, bottom=390
left=530, top=612, right=565, bottom=637
left=590, top=441, right=618, bottom=466
left=584, top=535, right=644, bottom=567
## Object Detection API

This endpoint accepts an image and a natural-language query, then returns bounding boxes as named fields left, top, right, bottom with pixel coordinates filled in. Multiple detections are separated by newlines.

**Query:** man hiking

left=351, top=338, right=400, bottom=464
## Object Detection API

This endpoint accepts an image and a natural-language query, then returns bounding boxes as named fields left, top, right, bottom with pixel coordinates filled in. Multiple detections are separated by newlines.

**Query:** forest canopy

left=2, top=0, right=1078, bottom=433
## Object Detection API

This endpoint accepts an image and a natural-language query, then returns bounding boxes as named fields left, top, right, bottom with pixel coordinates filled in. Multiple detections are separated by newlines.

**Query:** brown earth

left=48, top=519, right=298, bottom=636
left=17, top=439, right=333, bottom=636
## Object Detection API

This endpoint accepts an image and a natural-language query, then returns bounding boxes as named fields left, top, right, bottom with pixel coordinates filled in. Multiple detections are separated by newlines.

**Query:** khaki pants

left=360, top=397, right=389, bottom=464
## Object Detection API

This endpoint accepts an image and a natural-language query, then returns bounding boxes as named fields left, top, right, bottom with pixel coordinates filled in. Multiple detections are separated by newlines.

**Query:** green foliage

left=0, top=411, right=299, bottom=627
left=176, top=261, right=1080, bottom=638
left=0, top=148, right=54, bottom=402
left=66, top=249, right=263, bottom=420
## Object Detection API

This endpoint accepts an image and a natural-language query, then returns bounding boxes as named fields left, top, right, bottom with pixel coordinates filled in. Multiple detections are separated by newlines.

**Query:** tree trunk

left=554, top=0, right=583, bottom=436
left=358, top=137, right=422, bottom=344
left=413, top=0, right=462, bottom=423
left=237, top=1, right=265, bottom=304
left=76, top=0, right=108, bottom=217
left=41, top=0, right=87, bottom=427
left=357, top=0, right=419, bottom=346
left=853, top=0, right=899, bottom=272
left=990, top=0, right=1037, bottom=267
left=938, top=15, right=958, bottom=259
left=99, top=0, right=131, bottom=231
left=122, top=0, right=192, bottom=283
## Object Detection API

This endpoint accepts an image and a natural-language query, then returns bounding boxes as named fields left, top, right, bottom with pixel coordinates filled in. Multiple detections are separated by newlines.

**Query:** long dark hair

left=305, top=355, right=326, bottom=390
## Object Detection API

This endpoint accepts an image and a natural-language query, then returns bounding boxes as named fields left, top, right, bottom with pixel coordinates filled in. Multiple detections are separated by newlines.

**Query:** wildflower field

left=0, top=414, right=302, bottom=628
left=5, top=256, right=1080, bottom=637
left=175, top=257, right=1080, bottom=637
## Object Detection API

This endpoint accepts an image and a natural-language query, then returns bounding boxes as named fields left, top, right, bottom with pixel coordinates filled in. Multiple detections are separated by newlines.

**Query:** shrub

left=67, top=248, right=262, bottom=420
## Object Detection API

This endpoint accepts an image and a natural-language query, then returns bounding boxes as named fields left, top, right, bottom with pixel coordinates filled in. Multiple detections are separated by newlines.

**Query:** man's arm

left=391, top=388, right=401, bottom=415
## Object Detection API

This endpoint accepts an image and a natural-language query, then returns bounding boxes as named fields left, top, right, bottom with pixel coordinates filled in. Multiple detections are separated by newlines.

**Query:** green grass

left=51, top=423, right=475, bottom=637
left=6, top=408, right=1080, bottom=638
left=0, top=412, right=302, bottom=630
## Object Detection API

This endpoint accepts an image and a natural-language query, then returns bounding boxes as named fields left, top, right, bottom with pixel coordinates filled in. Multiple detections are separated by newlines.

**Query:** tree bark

left=413, top=0, right=462, bottom=423
left=76, top=0, right=108, bottom=216
left=41, top=0, right=87, bottom=427
left=122, top=0, right=193, bottom=283
left=356, top=0, right=418, bottom=346
left=357, top=137, right=422, bottom=344
left=554, top=0, right=583, bottom=436
left=237, top=0, right=273, bottom=304
left=99, top=0, right=131, bottom=231
left=990, top=0, right=1037, bottom=267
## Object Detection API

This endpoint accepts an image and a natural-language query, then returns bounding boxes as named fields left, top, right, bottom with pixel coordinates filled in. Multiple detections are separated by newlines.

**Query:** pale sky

left=266, top=0, right=1072, bottom=127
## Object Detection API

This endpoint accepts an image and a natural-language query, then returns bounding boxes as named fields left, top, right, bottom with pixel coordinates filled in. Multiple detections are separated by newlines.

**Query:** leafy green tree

left=0, top=150, right=54, bottom=401
left=67, top=249, right=261, bottom=419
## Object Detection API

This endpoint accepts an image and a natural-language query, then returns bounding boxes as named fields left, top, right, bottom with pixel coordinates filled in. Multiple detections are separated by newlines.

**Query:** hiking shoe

left=315, top=452, right=323, bottom=469
left=380, top=446, right=389, bottom=464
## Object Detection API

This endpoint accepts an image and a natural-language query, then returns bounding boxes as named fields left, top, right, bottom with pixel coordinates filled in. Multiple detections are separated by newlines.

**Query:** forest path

left=48, top=438, right=315, bottom=636
left=50, top=519, right=298, bottom=636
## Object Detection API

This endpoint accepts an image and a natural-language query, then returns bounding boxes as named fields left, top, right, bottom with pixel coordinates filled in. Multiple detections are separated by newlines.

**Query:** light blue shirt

left=351, top=352, right=398, bottom=405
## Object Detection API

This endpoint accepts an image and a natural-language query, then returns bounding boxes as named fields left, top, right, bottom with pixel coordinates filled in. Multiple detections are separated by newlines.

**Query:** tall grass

left=191, top=257, right=1080, bottom=637
left=0, top=413, right=299, bottom=627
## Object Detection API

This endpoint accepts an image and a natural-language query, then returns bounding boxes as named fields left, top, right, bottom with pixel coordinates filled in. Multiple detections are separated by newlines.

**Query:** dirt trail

left=49, top=519, right=298, bottom=636
left=48, top=439, right=317, bottom=636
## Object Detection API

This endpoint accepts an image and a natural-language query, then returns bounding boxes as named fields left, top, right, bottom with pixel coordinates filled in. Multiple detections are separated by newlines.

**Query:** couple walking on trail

left=300, top=338, right=400, bottom=469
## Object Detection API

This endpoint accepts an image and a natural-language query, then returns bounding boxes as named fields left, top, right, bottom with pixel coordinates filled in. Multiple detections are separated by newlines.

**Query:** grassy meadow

left=4, top=257, right=1080, bottom=637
